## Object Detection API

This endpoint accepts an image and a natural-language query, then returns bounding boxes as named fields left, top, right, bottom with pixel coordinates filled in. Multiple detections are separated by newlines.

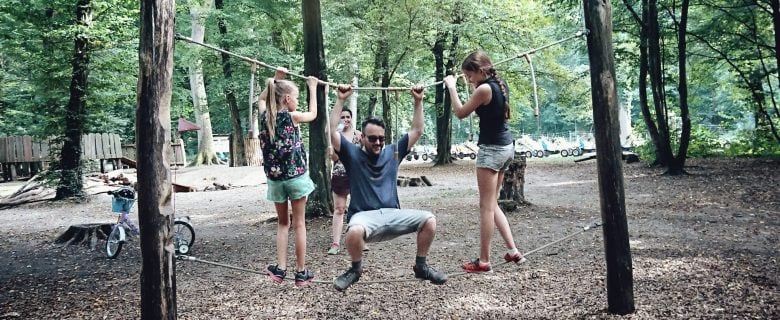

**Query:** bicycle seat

left=110, top=187, right=136, bottom=199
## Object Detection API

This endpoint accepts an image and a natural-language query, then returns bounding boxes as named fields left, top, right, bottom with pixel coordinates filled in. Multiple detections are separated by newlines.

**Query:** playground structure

left=0, top=133, right=123, bottom=181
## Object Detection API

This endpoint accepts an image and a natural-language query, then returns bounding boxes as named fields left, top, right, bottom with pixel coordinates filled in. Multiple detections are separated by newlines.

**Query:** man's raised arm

left=330, top=85, right=353, bottom=153
left=406, top=85, right=425, bottom=150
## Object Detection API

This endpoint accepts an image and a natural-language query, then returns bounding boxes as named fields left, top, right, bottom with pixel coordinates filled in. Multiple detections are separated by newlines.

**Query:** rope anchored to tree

left=177, top=221, right=602, bottom=287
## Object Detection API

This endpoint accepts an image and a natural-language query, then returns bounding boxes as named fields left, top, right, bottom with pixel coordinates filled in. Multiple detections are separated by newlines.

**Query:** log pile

left=92, top=169, right=137, bottom=188
left=397, top=175, right=432, bottom=187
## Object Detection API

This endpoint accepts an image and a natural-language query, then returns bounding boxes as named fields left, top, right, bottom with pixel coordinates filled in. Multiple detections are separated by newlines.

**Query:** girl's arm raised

left=443, top=75, right=491, bottom=119
left=292, top=76, right=319, bottom=123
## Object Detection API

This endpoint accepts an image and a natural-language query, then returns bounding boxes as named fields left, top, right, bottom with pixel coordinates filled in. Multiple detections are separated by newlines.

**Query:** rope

left=175, top=255, right=332, bottom=285
left=174, top=30, right=588, bottom=91
left=177, top=221, right=601, bottom=286
left=446, top=221, right=602, bottom=279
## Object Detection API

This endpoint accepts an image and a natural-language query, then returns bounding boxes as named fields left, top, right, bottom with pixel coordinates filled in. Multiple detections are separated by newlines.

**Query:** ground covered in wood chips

left=0, top=157, right=777, bottom=319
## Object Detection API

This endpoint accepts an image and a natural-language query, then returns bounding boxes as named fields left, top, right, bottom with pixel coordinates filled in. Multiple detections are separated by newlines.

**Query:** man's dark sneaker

left=265, top=264, right=286, bottom=283
left=413, top=264, right=447, bottom=285
left=295, top=269, right=315, bottom=287
left=333, top=268, right=362, bottom=291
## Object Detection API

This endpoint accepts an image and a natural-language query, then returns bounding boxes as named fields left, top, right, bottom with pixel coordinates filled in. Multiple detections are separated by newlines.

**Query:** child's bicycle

left=106, top=187, right=196, bottom=258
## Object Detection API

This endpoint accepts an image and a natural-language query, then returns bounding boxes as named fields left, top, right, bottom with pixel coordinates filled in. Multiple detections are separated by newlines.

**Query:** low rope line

left=177, top=221, right=601, bottom=286
left=446, top=220, right=602, bottom=279
left=174, top=30, right=588, bottom=91
left=175, top=255, right=333, bottom=284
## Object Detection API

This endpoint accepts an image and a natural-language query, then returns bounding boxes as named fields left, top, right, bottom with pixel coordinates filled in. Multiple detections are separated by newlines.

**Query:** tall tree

left=187, top=0, right=221, bottom=166
left=56, top=0, right=93, bottom=200
left=622, top=0, right=691, bottom=174
left=431, top=29, right=454, bottom=165
left=137, top=0, right=177, bottom=318
left=772, top=0, right=780, bottom=82
left=674, top=0, right=691, bottom=169
left=302, top=0, right=332, bottom=217
left=433, top=4, right=462, bottom=165
left=215, top=0, right=247, bottom=167
left=583, top=0, right=635, bottom=314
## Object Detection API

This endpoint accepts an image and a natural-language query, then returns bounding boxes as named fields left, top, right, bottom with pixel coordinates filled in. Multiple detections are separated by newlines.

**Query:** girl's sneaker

left=294, top=269, right=315, bottom=287
left=327, top=243, right=340, bottom=255
left=461, top=259, right=492, bottom=273
left=265, top=264, right=286, bottom=283
left=504, top=252, right=526, bottom=264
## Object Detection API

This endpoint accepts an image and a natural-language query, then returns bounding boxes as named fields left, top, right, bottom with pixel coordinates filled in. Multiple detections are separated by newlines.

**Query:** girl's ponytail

left=491, top=72, right=511, bottom=120
left=264, top=78, right=278, bottom=140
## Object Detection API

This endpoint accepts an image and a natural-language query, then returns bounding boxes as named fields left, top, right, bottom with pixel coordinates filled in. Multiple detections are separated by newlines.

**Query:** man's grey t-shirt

left=336, top=133, right=410, bottom=222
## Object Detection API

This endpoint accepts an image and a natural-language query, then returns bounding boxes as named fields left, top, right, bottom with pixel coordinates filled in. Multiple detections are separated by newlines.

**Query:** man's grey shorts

left=476, top=143, right=514, bottom=172
left=347, top=208, right=434, bottom=242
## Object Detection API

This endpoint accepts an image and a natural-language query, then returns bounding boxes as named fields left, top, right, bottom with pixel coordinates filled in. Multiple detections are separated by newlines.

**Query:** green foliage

left=0, top=0, right=139, bottom=142
left=724, top=130, right=780, bottom=157
left=1, top=0, right=775, bottom=163
left=685, top=125, right=725, bottom=158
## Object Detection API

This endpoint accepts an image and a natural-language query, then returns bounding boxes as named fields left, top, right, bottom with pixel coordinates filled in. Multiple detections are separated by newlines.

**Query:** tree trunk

left=56, top=0, right=91, bottom=200
left=188, top=1, right=220, bottom=166
left=302, top=0, right=332, bottom=218
left=137, top=0, right=177, bottom=318
left=350, top=74, right=358, bottom=122
left=630, top=0, right=661, bottom=166
left=671, top=0, right=691, bottom=175
left=248, top=65, right=259, bottom=139
left=215, top=0, right=246, bottom=167
left=772, top=0, right=780, bottom=84
left=498, top=155, right=528, bottom=212
left=432, top=30, right=453, bottom=165
left=583, top=0, right=635, bottom=315
left=646, top=0, right=675, bottom=168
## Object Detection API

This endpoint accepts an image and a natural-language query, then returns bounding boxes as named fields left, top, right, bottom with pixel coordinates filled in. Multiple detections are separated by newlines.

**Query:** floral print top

left=259, top=111, right=307, bottom=181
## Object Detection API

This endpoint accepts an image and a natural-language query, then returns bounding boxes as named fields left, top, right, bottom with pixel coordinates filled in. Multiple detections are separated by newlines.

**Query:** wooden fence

left=121, top=139, right=186, bottom=168
left=0, top=133, right=123, bottom=181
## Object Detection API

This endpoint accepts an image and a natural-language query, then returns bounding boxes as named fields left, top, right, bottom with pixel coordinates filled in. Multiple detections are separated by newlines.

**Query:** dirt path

left=0, top=157, right=777, bottom=319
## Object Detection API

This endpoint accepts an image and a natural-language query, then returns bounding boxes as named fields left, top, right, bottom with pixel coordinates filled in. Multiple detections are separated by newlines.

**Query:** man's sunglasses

left=367, top=135, right=385, bottom=143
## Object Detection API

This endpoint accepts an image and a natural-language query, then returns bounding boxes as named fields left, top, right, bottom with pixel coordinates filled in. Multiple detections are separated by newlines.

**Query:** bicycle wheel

left=174, top=220, right=195, bottom=255
left=106, top=225, right=125, bottom=259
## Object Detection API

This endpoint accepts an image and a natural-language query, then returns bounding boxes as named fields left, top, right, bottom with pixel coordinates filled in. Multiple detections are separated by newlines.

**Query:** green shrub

left=724, top=131, right=780, bottom=157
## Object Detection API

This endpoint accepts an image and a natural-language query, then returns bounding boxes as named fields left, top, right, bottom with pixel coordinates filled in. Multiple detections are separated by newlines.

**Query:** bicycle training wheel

left=106, top=225, right=126, bottom=259
left=174, top=220, right=195, bottom=255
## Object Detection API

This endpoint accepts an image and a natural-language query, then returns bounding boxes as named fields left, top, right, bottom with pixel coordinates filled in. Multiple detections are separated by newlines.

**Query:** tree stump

left=498, top=155, right=529, bottom=212
left=54, top=223, right=116, bottom=250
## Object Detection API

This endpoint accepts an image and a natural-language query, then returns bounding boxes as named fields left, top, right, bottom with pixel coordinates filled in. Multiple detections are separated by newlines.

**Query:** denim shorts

left=476, top=143, right=515, bottom=171
left=266, top=173, right=315, bottom=203
left=348, top=208, right=434, bottom=242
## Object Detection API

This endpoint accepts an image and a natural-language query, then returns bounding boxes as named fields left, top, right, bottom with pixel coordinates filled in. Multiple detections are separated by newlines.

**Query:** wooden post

left=137, top=0, right=177, bottom=318
left=583, top=0, right=635, bottom=314
left=244, top=137, right=262, bottom=166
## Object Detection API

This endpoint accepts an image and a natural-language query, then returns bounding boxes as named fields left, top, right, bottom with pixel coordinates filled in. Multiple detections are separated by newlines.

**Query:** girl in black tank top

left=443, top=50, right=524, bottom=273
